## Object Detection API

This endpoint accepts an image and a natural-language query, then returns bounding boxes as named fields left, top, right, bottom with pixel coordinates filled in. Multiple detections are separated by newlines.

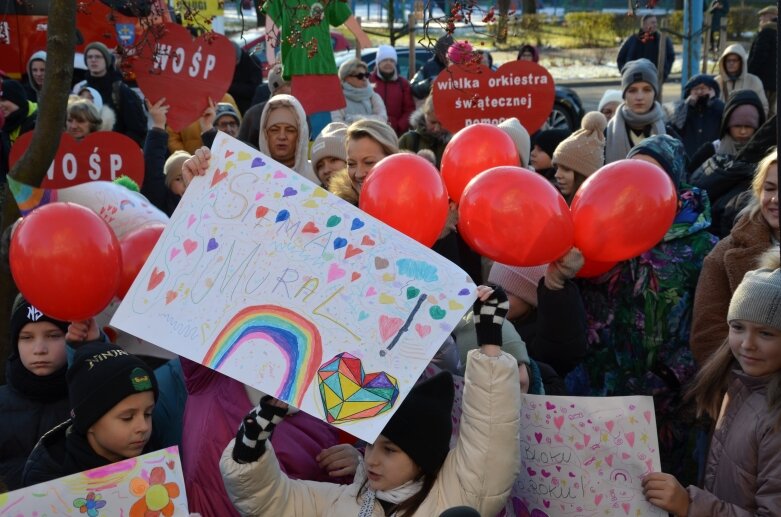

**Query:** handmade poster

left=8, top=177, right=168, bottom=240
left=499, top=395, right=666, bottom=517
left=9, top=131, right=145, bottom=188
left=0, top=447, right=188, bottom=515
left=130, top=22, right=235, bottom=131
left=111, top=133, right=476, bottom=443
left=433, top=61, right=556, bottom=134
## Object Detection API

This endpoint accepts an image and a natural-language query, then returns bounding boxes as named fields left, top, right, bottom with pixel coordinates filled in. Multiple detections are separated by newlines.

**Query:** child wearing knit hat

left=497, top=117, right=531, bottom=168
left=0, top=295, right=70, bottom=489
left=220, top=286, right=521, bottom=516
left=643, top=250, right=781, bottom=516
left=530, top=128, right=570, bottom=182
left=21, top=341, right=158, bottom=486
left=311, top=122, right=348, bottom=186
left=552, top=111, right=607, bottom=204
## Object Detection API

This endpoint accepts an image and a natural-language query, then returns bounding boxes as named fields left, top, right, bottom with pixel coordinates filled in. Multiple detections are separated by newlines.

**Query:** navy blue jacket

left=617, top=31, right=675, bottom=81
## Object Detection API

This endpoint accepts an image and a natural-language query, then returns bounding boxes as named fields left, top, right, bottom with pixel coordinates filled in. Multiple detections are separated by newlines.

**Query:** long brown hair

left=355, top=462, right=442, bottom=516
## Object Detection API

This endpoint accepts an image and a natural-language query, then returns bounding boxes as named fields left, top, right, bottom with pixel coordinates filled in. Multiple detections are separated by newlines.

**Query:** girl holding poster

left=219, top=286, right=522, bottom=517
left=642, top=251, right=781, bottom=516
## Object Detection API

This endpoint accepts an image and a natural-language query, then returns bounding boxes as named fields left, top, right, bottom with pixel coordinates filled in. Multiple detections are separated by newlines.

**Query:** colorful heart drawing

left=358, top=311, right=369, bottom=321
left=406, top=286, right=421, bottom=299
left=594, top=494, right=603, bottom=506
left=317, top=352, right=399, bottom=424
left=251, top=157, right=265, bottom=168
left=448, top=300, right=464, bottom=310
left=255, top=206, right=269, bottom=219
left=207, top=238, right=218, bottom=252
left=351, top=217, right=365, bottom=231
left=534, top=432, right=543, bottom=444
left=361, top=235, right=376, bottom=246
left=415, top=323, right=431, bottom=337
left=379, top=294, right=395, bottom=304
left=255, top=192, right=264, bottom=201
left=553, top=415, right=564, bottom=430
left=275, top=210, right=290, bottom=223
left=313, top=187, right=328, bottom=198
left=643, top=410, right=653, bottom=424
left=625, top=432, right=635, bottom=447
left=187, top=214, right=196, bottom=228
left=605, top=454, right=614, bottom=467
left=605, top=420, right=615, bottom=433
left=344, top=244, right=363, bottom=259
left=170, top=247, right=181, bottom=260
left=237, top=151, right=251, bottom=161
left=351, top=272, right=361, bottom=282
left=283, top=187, right=298, bottom=197
left=147, top=267, right=165, bottom=290
left=458, top=288, right=470, bottom=296
left=554, top=434, right=563, bottom=443
left=429, top=306, right=446, bottom=320
left=302, top=222, right=320, bottom=234
left=211, top=168, right=228, bottom=187
left=374, top=257, right=390, bottom=270
left=326, top=215, right=342, bottom=228
left=225, top=150, right=234, bottom=158
left=378, top=315, right=404, bottom=341
left=333, top=238, right=347, bottom=250
left=545, top=401, right=556, bottom=410
left=273, top=170, right=287, bottom=179
left=365, top=287, right=377, bottom=297
left=165, top=290, right=178, bottom=304
left=543, top=500, right=550, bottom=509
left=183, top=239, right=198, bottom=255
left=526, top=467, right=537, bottom=476
left=327, top=263, right=345, bottom=283
left=621, top=503, right=631, bottom=515
left=540, top=469, right=551, bottom=478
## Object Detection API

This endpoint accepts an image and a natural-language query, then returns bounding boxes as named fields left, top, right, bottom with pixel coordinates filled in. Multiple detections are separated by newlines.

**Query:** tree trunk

left=0, top=0, right=76, bottom=382
left=522, top=0, right=536, bottom=15
left=496, top=0, right=511, bottom=43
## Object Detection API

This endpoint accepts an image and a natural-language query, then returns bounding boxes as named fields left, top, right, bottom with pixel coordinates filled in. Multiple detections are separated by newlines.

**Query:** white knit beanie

left=497, top=117, right=531, bottom=168
left=376, top=45, right=398, bottom=64
left=728, top=266, right=781, bottom=330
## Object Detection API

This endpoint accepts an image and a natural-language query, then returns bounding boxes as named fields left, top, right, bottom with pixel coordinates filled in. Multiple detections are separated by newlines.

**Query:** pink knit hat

left=447, top=41, right=474, bottom=65
left=488, top=263, right=547, bottom=307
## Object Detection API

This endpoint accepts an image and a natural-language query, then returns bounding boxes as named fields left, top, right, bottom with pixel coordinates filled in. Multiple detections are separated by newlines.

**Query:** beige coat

left=690, top=212, right=775, bottom=365
left=220, top=350, right=521, bottom=516
left=687, top=371, right=781, bottom=516
left=716, top=44, right=769, bottom=115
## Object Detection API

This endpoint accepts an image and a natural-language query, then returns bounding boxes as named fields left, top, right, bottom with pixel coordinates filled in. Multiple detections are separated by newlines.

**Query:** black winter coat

left=84, top=73, right=147, bottom=146
left=141, top=127, right=180, bottom=217
left=748, top=23, right=777, bottom=93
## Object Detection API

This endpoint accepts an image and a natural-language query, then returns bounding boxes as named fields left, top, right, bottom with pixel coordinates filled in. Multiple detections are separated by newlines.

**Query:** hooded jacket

left=369, top=69, right=415, bottom=135
left=220, top=350, right=521, bottom=517
left=24, top=50, right=46, bottom=102
left=716, top=44, right=769, bottom=114
left=258, top=94, right=317, bottom=184
left=398, top=107, right=451, bottom=169
left=670, top=75, right=724, bottom=158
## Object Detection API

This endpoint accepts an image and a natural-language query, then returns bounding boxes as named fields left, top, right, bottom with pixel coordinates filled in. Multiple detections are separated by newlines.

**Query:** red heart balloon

left=458, top=166, right=574, bottom=266
left=10, top=131, right=144, bottom=189
left=10, top=202, right=122, bottom=321
left=571, top=159, right=678, bottom=262
left=432, top=61, right=556, bottom=134
left=130, top=22, right=235, bottom=131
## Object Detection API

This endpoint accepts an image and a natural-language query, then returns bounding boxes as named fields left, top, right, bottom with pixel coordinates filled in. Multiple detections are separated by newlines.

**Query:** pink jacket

left=180, top=358, right=346, bottom=516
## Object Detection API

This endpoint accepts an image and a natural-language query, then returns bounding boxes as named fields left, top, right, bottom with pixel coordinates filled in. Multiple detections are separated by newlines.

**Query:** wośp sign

left=433, top=61, right=556, bottom=134
left=10, top=131, right=144, bottom=189
left=130, top=22, right=235, bottom=132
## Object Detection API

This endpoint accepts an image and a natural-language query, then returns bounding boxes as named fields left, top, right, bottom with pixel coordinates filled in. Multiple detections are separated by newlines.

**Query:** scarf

left=716, top=134, right=745, bottom=157
left=5, top=356, right=68, bottom=402
left=358, top=479, right=425, bottom=517
left=605, top=102, right=666, bottom=164
left=342, top=82, right=375, bottom=117
left=379, top=69, right=398, bottom=82
left=63, top=425, right=117, bottom=476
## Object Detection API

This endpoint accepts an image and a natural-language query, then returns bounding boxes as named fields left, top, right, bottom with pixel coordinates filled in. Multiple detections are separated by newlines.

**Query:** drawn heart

left=351, top=217, right=365, bottom=231
left=326, top=215, right=342, bottom=228
left=643, top=410, right=653, bottom=424
left=302, top=222, right=320, bottom=234
left=225, top=150, right=234, bottom=158
left=130, top=23, right=236, bottom=131
left=333, top=237, right=347, bottom=250
left=187, top=214, right=197, bottom=228
left=554, top=434, right=563, bottom=443
left=543, top=500, right=550, bottom=509
left=458, top=288, right=470, bottom=296
left=621, top=452, right=631, bottom=460
left=526, top=467, right=537, bottom=476
left=448, top=300, right=463, bottom=310
left=254, top=192, right=264, bottom=201
left=317, top=352, right=399, bottom=424
left=327, top=263, right=345, bottom=283
left=283, top=187, right=298, bottom=197
left=275, top=210, right=290, bottom=223
left=255, top=206, right=269, bottom=219
left=345, top=244, right=363, bottom=259
left=251, top=157, right=265, bottom=168
left=534, top=432, right=543, bottom=444
left=207, top=238, right=218, bottom=252
left=583, top=434, right=591, bottom=446
left=166, top=460, right=175, bottom=470
left=351, top=272, right=361, bottom=282
left=273, top=170, right=287, bottom=179
left=621, top=503, right=631, bottom=515
left=432, top=60, right=555, bottom=134
left=379, top=315, right=404, bottom=341
left=406, top=286, right=421, bottom=299
left=183, top=239, right=198, bottom=255
left=147, top=267, right=165, bottom=290
left=605, top=420, right=615, bottom=433
left=313, top=187, right=328, bottom=198
left=374, top=257, right=389, bottom=270
left=541, top=469, right=551, bottom=478
left=165, top=290, right=178, bottom=304
left=568, top=471, right=576, bottom=478
left=594, top=494, right=603, bottom=506
left=575, top=443, right=584, bottom=450
left=358, top=311, right=369, bottom=321
left=170, top=247, right=181, bottom=260
left=379, top=294, right=395, bottom=304
left=605, top=454, right=613, bottom=467
left=410, top=322, right=432, bottom=338
left=361, top=235, right=376, bottom=246
left=545, top=401, right=556, bottom=410
left=553, top=415, right=564, bottom=430
left=429, top=306, right=446, bottom=320
left=237, top=151, right=251, bottom=161
left=625, top=432, right=635, bottom=448
left=365, top=287, right=377, bottom=297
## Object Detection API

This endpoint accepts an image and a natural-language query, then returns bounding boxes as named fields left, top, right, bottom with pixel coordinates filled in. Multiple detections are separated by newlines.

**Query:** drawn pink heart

left=621, top=452, right=631, bottom=460
left=568, top=472, right=576, bottom=478
left=643, top=410, right=652, bottom=424
left=415, top=323, right=431, bottom=337
left=327, top=263, right=345, bottom=283
left=543, top=500, right=550, bottom=509
left=575, top=443, right=584, bottom=450
left=605, top=454, right=613, bottom=467
left=625, top=432, right=635, bottom=448
left=545, top=401, right=556, bottom=410
left=273, top=170, right=287, bottom=179
left=555, top=466, right=561, bottom=471
left=553, top=415, right=564, bottom=430
left=554, top=434, right=563, bottom=443
left=170, top=247, right=181, bottom=260
left=605, top=420, right=615, bottom=433
left=379, top=315, right=403, bottom=342
left=187, top=214, right=196, bottom=228
left=594, top=494, right=603, bottom=506
left=526, top=467, right=536, bottom=476
left=534, top=432, right=543, bottom=444
left=365, top=287, right=377, bottom=296
left=183, top=239, right=198, bottom=255
left=255, top=192, right=264, bottom=201
left=583, top=435, right=591, bottom=446
left=541, top=469, right=551, bottom=478
left=621, top=503, right=631, bottom=515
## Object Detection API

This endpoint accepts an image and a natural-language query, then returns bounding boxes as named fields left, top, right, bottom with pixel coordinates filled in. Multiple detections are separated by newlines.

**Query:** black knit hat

left=67, top=343, right=159, bottom=434
left=533, top=129, right=571, bottom=158
left=0, top=79, right=28, bottom=110
left=9, top=294, right=69, bottom=357
left=381, top=371, right=454, bottom=476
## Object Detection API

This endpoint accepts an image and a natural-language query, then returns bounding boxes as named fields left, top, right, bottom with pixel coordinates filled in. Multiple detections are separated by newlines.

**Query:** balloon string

left=380, top=293, right=428, bottom=357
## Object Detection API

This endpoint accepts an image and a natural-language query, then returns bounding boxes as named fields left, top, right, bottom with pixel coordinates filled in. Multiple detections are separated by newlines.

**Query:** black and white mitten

left=472, top=286, right=509, bottom=346
left=232, top=396, right=289, bottom=464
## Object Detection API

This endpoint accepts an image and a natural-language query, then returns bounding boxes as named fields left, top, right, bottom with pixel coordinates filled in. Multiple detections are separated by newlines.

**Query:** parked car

left=239, top=28, right=352, bottom=77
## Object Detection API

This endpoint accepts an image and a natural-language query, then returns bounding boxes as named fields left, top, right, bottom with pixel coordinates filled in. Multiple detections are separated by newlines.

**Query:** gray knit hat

left=621, top=58, right=659, bottom=99
left=727, top=267, right=781, bottom=330
left=346, top=118, right=399, bottom=156
left=312, top=122, right=348, bottom=169
left=497, top=117, right=530, bottom=168
left=84, top=41, right=114, bottom=69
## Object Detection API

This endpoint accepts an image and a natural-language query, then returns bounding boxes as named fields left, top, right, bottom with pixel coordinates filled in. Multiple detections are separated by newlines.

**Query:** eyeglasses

left=350, top=73, right=369, bottom=80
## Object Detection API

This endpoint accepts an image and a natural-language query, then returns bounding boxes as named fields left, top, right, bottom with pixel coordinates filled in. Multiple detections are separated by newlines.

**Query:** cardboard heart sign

left=432, top=61, right=556, bottom=134
left=10, top=131, right=144, bottom=189
left=130, top=22, right=235, bottom=131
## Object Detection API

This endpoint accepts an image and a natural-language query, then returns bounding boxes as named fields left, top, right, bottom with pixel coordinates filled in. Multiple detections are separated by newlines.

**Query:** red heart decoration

left=432, top=61, right=555, bottom=134
left=10, top=131, right=144, bottom=189
left=130, top=22, right=235, bottom=132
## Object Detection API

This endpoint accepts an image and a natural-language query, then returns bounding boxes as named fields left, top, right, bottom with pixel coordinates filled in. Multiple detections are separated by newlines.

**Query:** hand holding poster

left=432, top=61, right=556, bottom=134
left=111, top=133, right=476, bottom=443
left=0, top=447, right=188, bottom=515
left=130, top=22, right=235, bottom=131
left=500, top=395, right=666, bottom=517
left=9, top=131, right=145, bottom=188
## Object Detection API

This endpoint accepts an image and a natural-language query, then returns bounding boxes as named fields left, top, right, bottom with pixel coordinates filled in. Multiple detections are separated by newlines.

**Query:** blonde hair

left=346, top=119, right=399, bottom=157
left=746, top=148, right=778, bottom=220
left=338, top=58, right=369, bottom=81
left=67, top=99, right=102, bottom=133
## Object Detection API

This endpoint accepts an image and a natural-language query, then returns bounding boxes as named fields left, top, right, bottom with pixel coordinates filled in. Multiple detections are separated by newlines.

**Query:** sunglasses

left=350, top=73, right=369, bottom=80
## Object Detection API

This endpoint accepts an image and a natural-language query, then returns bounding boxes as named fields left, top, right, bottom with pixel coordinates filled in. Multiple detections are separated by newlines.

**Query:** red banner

left=130, top=22, right=235, bottom=132
left=432, top=61, right=556, bottom=134
left=10, top=131, right=144, bottom=189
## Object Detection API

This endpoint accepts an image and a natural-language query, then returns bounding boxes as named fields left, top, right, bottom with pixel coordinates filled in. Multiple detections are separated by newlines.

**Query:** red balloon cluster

left=359, top=153, right=449, bottom=247
left=441, top=124, right=520, bottom=203
left=10, top=203, right=122, bottom=321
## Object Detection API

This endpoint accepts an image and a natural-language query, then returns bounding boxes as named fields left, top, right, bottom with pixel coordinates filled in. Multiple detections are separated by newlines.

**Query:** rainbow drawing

left=8, top=177, right=57, bottom=215
left=203, top=305, right=323, bottom=406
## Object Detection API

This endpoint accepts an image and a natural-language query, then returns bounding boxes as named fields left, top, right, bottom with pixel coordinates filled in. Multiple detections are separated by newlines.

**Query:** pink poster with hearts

left=111, top=132, right=476, bottom=443
left=501, top=395, right=666, bottom=517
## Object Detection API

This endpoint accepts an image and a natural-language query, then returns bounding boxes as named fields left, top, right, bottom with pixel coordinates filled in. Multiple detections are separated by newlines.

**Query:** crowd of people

left=0, top=4, right=780, bottom=516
